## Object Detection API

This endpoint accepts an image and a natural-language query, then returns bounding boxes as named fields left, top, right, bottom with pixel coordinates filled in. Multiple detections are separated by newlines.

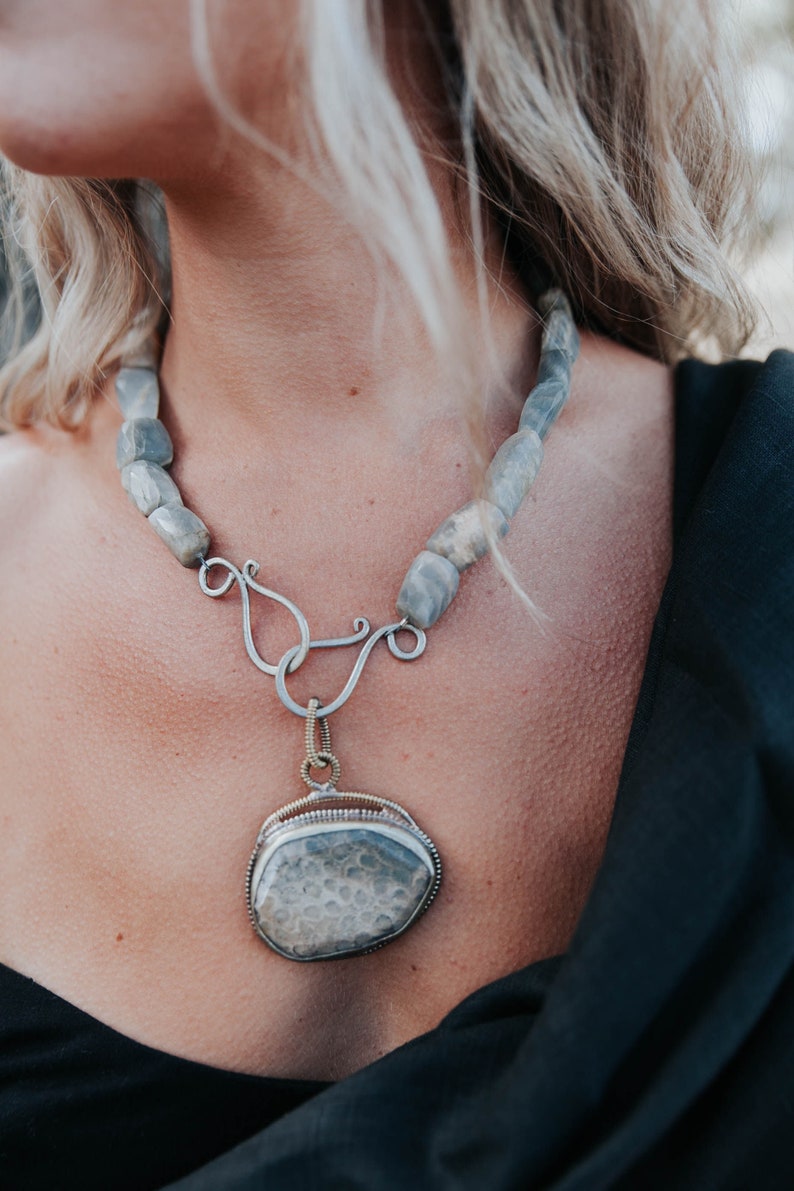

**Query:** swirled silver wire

left=274, top=620, right=426, bottom=717
left=197, top=556, right=311, bottom=676
left=197, top=556, right=426, bottom=716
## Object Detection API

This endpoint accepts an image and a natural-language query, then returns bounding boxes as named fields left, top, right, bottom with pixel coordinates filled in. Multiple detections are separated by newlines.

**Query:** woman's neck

left=155, top=6, right=537, bottom=461
left=159, top=169, right=535, bottom=459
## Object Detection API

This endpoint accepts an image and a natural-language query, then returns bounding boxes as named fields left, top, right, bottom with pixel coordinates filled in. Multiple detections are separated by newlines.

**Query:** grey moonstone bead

left=116, top=417, right=174, bottom=470
left=396, top=549, right=459, bottom=630
left=121, top=460, right=182, bottom=517
left=536, top=289, right=579, bottom=363
left=540, top=306, right=580, bottom=363
left=485, top=428, right=544, bottom=520
left=425, top=499, right=509, bottom=572
left=536, top=347, right=570, bottom=389
left=148, top=504, right=210, bottom=567
left=536, top=287, right=570, bottom=318
left=537, top=286, right=577, bottom=339
left=115, top=367, right=160, bottom=420
left=519, top=378, right=569, bottom=440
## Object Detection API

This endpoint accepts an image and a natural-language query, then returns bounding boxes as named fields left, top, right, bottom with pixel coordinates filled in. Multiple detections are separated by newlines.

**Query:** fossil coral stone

left=250, top=820, right=438, bottom=960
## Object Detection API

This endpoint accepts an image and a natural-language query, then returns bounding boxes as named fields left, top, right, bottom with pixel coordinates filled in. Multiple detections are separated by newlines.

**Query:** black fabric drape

left=167, top=351, right=794, bottom=1191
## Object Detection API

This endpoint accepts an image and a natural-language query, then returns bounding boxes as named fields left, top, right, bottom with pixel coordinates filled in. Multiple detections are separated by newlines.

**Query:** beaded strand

left=115, top=288, right=579, bottom=630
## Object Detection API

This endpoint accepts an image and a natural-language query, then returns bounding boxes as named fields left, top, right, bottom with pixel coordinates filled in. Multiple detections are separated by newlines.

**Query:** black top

left=0, top=962, right=329, bottom=1188
left=2, top=351, right=793, bottom=1191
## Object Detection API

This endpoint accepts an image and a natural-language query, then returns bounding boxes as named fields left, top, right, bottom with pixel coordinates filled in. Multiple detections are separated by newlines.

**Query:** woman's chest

left=0, top=380, right=674, bottom=1077
left=0, top=536, right=664, bottom=1080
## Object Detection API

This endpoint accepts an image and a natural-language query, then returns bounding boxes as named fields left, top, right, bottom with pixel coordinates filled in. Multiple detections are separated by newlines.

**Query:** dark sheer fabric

left=1, top=353, right=792, bottom=1190
left=0, top=961, right=328, bottom=1189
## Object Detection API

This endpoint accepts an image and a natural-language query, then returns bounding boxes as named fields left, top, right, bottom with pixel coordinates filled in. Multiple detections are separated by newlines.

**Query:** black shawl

left=169, top=351, right=794, bottom=1191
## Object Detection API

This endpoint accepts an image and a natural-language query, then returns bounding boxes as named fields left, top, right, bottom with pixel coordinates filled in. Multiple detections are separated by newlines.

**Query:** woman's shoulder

left=675, top=347, right=794, bottom=430
left=671, top=347, right=794, bottom=533
left=0, top=416, right=114, bottom=666
left=667, top=347, right=794, bottom=736
left=0, top=420, right=83, bottom=556
left=0, top=416, right=79, bottom=478
left=0, top=425, right=57, bottom=556
left=0, top=397, right=120, bottom=534
left=693, top=347, right=794, bottom=463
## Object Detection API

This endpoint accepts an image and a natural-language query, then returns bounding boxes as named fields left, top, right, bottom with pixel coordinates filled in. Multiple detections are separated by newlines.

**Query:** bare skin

left=0, top=2, right=674, bottom=1080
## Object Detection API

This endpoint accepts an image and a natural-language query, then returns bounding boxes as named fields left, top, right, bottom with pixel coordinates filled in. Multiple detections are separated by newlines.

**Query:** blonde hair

left=0, top=0, right=758, bottom=431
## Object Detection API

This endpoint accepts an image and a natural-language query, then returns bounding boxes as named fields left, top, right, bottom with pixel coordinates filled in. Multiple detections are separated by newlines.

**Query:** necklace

left=114, top=288, right=578, bottom=962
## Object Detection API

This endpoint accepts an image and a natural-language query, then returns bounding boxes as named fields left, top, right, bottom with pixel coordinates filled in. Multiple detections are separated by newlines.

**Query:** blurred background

left=738, top=0, right=794, bottom=353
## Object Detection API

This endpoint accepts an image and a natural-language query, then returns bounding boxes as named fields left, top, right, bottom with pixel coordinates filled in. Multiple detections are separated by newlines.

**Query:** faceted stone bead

left=148, top=504, right=210, bottom=567
left=485, top=429, right=544, bottom=519
left=519, top=378, right=569, bottom=439
left=251, top=823, right=436, bottom=960
left=426, top=499, right=509, bottom=572
left=396, top=549, right=459, bottom=630
left=116, top=418, right=174, bottom=470
left=115, top=367, right=160, bottom=420
left=121, top=460, right=182, bottom=517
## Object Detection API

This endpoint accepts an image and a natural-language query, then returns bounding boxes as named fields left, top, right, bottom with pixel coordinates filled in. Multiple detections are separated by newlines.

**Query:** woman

left=0, top=1, right=792, bottom=1188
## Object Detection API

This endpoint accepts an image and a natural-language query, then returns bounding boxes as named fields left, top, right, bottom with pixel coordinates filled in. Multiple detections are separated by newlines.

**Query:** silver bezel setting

left=246, top=792, right=442, bottom=962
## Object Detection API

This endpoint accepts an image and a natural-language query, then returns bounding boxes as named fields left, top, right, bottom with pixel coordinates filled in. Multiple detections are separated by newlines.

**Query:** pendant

left=246, top=702, right=442, bottom=961
left=246, top=788, right=441, bottom=961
